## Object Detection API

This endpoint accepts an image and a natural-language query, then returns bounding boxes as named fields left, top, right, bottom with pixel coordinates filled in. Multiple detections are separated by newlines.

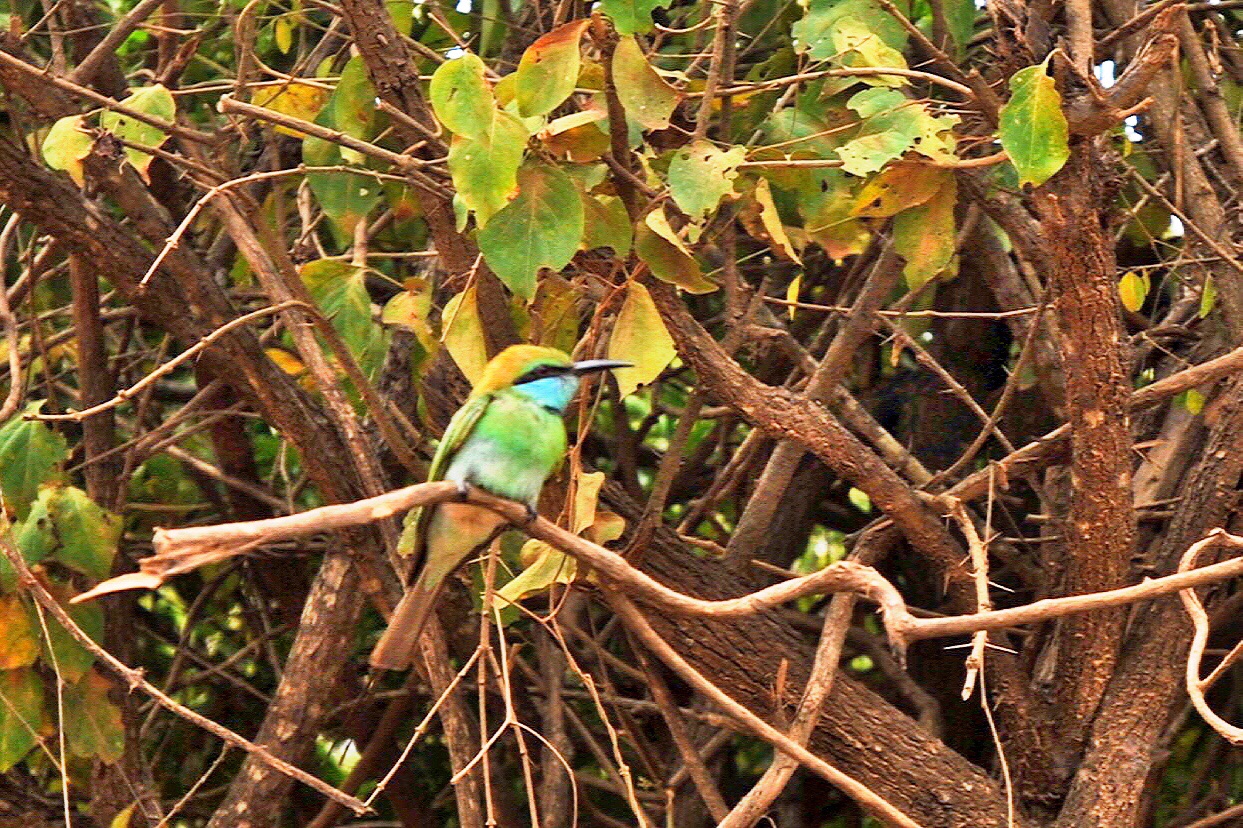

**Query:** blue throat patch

left=514, top=374, right=580, bottom=413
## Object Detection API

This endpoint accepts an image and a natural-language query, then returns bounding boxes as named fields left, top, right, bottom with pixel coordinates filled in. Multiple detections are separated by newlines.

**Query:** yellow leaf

left=497, top=540, right=577, bottom=607
left=608, top=281, right=676, bottom=397
left=442, top=285, right=489, bottom=386
left=571, top=470, right=605, bottom=535
left=786, top=274, right=802, bottom=320
left=1118, top=270, right=1149, bottom=313
left=252, top=82, right=331, bottom=138
left=0, top=596, right=39, bottom=670
left=110, top=804, right=136, bottom=828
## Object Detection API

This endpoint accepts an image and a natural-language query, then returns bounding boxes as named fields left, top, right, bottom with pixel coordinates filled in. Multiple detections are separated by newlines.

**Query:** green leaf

left=998, top=58, right=1069, bottom=187
left=893, top=175, right=957, bottom=289
left=0, top=404, right=68, bottom=520
left=516, top=20, right=590, bottom=117
left=430, top=53, right=496, bottom=141
left=64, top=670, right=125, bottom=764
left=39, top=587, right=103, bottom=683
left=600, top=0, right=665, bottom=35
left=635, top=209, right=717, bottom=293
left=478, top=163, right=584, bottom=300
left=447, top=110, right=528, bottom=227
left=0, top=667, right=43, bottom=772
left=0, top=596, right=39, bottom=670
left=836, top=88, right=922, bottom=176
left=608, top=281, right=676, bottom=397
left=301, top=259, right=388, bottom=378
left=581, top=193, right=633, bottom=255
left=442, top=285, right=489, bottom=386
left=332, top=56, right=378, bottom=146
left=99, top=85, right=174, bottom=180
left=612, top=36, right=682, bottom=130
left=387, top=0, right=415, bottom=35
left=381, top=279, right=437, bottom=352
left=1118, top=270, right=1149, bottom=313
left=49, top=486, right=120, bottom=581
left=791, top=0, right=907, bottom=62
left=798, top=169, right=872, bottom=260
left=303, top=136, right=383, bottom=234
left=851, top=161, right=949, bottom=217
left=42, top=116, right=93, bottom=186
left=667, top=141, right=746, bottom=225
left=831, top=16, right=908, bottom=87
left=1200, top=277, right=1217, bottom=318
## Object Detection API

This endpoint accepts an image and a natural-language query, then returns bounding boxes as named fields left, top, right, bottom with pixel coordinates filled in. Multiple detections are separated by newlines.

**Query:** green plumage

left=370, top=345, right=628, bottom=670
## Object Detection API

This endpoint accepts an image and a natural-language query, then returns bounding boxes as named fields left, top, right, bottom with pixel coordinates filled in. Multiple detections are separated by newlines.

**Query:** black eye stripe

left=515, top=364, right=567, bottom=384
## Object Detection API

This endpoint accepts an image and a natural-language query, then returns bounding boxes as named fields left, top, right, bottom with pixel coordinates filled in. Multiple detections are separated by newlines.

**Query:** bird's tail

left=369, top=577, right=444, bottom=670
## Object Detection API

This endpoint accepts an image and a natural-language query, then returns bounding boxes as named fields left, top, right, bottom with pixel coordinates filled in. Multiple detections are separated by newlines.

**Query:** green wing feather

left=397, top=392, right=494, bottom=559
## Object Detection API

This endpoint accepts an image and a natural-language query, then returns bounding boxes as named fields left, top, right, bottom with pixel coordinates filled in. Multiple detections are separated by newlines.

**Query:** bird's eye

left=516, top=364, right=563, bottom=384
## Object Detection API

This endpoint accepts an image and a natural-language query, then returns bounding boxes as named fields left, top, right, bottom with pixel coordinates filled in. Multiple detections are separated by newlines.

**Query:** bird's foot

left=523, top=504, right=538, bottom=525
left=455, top=480, right=470, bottom=501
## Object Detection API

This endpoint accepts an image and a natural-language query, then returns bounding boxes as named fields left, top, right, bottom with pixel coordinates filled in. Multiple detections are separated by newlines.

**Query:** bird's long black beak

left=571, top=359, right=633, bottom=375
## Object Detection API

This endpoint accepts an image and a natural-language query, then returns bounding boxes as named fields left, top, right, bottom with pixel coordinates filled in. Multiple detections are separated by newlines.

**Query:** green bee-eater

left=370, top=344, right=630, bottom=670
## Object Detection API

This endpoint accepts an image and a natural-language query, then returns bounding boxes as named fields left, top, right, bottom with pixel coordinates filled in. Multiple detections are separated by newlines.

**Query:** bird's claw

left=455, top=480, right=470, bottom=501
left=523, top=504, right=538, bottom=524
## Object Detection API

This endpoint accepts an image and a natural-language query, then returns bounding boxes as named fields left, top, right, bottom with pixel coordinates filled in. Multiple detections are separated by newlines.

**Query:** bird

left=370, top=344, right=631, bottom=670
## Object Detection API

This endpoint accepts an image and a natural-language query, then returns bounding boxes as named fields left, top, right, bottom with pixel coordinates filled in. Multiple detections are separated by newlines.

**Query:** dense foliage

left=0, top=0, right=1242, bottom=825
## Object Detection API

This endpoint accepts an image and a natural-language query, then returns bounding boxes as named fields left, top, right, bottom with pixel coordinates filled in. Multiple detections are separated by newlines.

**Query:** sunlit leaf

left=99, top=85, right=174, bottom=180
left=110, top=804, right=137, bottom=828
left=448, top=110, right=528, bottom=227
left=41, top=116, right=93, bottom=186
left=496, top=540, right=576, bottom=607
left=251, top=82, right=331, bottom=138
left=516, top=20, right=590, bottom=117
left=791, top=0, right=907, bottom=62
left=430, top=53, right=496, bottom=141
left=831, top=16, right=908, bottom=87
left=667, top=140, right=745, bottom=225
left=612, top=36, right=682, bottom=130
left=893, top=175, right=957, bottom=289
left=786, top=274, right=802, bottom=319
left=600, top=0, right=665, bottom=35
left=478, top=163, right=584, bottom=300
left=0, top=596, right=38, bottom=669
left=571, top=470, right=606, bottom=534
left=0, top=404, right=68, bottom=520
left=998, top=57, right=1069, bottom=187
left=64, top=670, right=124, bottom=763
left=274, top=14, right=294, bottom=53
left=836, top=88, right=922, bottom=176
left=442, top=285, right=488, bottom=386
left=1200, top=277, right=1217, bottom=318
left=0, top=667, right=43, bottom=772
left=608, top=281, right=676, bottom=396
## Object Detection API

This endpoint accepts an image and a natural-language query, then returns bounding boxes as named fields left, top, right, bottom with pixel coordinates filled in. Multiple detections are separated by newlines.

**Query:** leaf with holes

left=851, top=162, right=949, bottom=217
left=0, top=667, right=43, bottom=772
left=667, top=141, right=745, bottom=225
left=998, top=57, right=1069, bottom=187
left=303, top=135, right=383, bottom=234
left=836, top=88, right=923, bottom=176
left=608, top=281, right=676, bottom=397
left=831, top=16, right=908, bottom=87
left=478, top=163, right=584, bottom=300
left=516, top=20, right=590, bottom=117
left=612, top=36, right=682, bottom=130
left=791, top=0, right=907, bottom=62
left=431, top=53, right=496, bottom=141
left=252, top=82, right=331, bottom=138
left=739, top=177, right=801, bottom=262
